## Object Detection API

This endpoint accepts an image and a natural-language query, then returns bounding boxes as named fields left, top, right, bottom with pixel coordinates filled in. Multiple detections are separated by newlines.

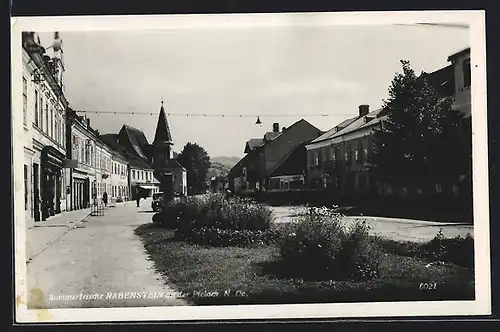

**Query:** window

left=133, top=170, right=136, bottom=179
left=34, top=90, right=39, bottom=126
left=40, top=97, right=44, bottom=129
left=22, top=77, right=28, bottom=125
left=463, top=58, right=471, bottom=88
left=24, top=165, right=28, bottom=210
left=45, top=103, right=49, bottom=134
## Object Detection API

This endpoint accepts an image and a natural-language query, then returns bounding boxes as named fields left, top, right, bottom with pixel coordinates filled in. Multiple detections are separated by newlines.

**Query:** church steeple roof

left=153, top=100, right=173, bottom=145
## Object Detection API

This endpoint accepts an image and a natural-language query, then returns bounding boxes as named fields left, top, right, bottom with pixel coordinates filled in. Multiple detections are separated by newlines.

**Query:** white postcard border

left=11, top=10, right=490, bottom=323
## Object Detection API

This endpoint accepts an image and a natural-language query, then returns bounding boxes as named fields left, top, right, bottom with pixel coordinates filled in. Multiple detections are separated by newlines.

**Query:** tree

left=369, top=60, right=470, bottom=195
left=178, top=142, right=211, bottom=194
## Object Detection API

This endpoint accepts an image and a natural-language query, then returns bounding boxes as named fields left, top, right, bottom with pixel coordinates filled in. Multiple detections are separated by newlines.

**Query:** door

left=33, top=164, right=40, bottom=221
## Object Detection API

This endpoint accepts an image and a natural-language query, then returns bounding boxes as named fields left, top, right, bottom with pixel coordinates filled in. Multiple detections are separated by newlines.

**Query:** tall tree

left=369, top=60, right=469, bottom=194
left=178, top=142, right=211, bottom=194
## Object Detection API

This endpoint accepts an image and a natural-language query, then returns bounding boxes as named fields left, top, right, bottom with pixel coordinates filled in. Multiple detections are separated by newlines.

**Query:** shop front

left=40, top=146, right=65, bottom=221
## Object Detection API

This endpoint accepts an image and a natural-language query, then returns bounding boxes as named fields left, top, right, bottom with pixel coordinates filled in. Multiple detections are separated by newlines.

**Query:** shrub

left=156, top=193, right=273, bottom=233
left=175, top=227, right=279, bottom=247
left=373, top=230, right=474, bottom=269
left=278, top=207, right=383, bottom=281
left=420, top=230, right=474, bottom=269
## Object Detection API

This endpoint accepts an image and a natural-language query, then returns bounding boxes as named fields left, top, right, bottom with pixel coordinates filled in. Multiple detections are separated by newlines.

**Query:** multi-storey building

left=64, top=110, right=115, bottom=210
left=110, top=152, right=130, bottom=202
left=22, top=31, right=69, bottom=226
left=305, top=47, right=472, bottom=204
left=228, top=120, right=322, bottom=194
left=305, top=105, right=383, bottom=202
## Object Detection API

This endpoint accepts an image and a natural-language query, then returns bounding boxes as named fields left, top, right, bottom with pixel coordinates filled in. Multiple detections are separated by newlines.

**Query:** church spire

left=153, top=100, right=173, bottom=145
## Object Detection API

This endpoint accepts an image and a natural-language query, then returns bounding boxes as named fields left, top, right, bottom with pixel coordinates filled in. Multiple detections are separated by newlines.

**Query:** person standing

left=102, top=191, right=108, bottom=207
left=136, top=187, right=141, bottom=207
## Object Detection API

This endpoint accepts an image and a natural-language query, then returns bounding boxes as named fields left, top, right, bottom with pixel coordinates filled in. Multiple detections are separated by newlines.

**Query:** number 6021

left=419, top=283, right=437, bottom=290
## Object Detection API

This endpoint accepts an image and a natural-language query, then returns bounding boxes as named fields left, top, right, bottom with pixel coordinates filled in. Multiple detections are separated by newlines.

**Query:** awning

left=139, top=185, right=158, bottom=190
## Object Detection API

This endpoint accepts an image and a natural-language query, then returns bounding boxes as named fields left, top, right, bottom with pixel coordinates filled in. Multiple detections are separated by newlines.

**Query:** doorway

left=33, top=163, right=40, bottom=222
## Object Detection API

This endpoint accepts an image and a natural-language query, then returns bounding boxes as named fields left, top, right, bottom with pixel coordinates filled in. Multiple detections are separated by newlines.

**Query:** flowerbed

left=154, top=193, right=275, bottom=247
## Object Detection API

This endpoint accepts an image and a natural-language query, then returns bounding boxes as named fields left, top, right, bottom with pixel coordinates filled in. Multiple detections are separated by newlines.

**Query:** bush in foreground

left=155, top=193, right=273, bottom=231
left=279, top=208, right=382, bottom=281
left=373, top=230, right=474, bottom=269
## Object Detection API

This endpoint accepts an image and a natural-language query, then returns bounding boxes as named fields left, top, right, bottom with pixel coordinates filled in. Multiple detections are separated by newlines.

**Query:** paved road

left=271, top=206, right=474, bottom=243
left=26, top=199, right=188, bottom=309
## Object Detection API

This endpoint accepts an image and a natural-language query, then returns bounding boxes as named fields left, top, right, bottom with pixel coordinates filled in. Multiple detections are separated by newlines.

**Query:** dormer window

left=463, top=58, right=471, bottom=88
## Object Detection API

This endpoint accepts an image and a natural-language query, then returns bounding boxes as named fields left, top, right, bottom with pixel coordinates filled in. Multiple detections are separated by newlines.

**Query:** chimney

left=359, top=105, right=370, bottom=117
left=87, top=118, right=91, bottom=127
left=282, top=127, right=286, bottom=132
left=273, top=123, right=279, bottom=133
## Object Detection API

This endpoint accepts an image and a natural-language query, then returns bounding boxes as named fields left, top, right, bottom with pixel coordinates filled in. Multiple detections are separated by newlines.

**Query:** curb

left=26, top=211, right=92, bottom=264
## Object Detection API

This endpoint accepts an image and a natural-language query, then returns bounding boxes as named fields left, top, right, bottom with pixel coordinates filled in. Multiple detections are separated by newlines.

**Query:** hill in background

left=207, top=156, right=241, bottom=180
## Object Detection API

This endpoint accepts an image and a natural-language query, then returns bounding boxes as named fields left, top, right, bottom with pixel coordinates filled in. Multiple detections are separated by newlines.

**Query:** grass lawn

left=135, top=224, right=475, bottom=305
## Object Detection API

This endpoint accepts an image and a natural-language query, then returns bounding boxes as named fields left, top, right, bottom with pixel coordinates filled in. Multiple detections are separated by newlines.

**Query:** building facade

left=65, top=111, right=114, bottom=210
left=110, top=152, right=130, bottom=202
left=229, top=120, right=321, bottom=194
left=306, top=105, right=383, bottom=202
left=22, top=32, right=69, bottom=227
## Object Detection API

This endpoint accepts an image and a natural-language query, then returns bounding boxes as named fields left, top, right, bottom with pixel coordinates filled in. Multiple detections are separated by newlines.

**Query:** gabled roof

left=153, top=103, right=173, bottom=145
left=310, top=116, right=358, bottom=143
left=120, top=125, right=150, bottom=160
left=227, top=153, right=250, bottom=177
left=447, top=47, right=470, bottom=62
left=244, top=138, right=265, bottom=153
left=269, top=142, right=307, bottom=177
left=101, top=133, right=151, bottom=169
left=423, top=64, right=455, bottom=97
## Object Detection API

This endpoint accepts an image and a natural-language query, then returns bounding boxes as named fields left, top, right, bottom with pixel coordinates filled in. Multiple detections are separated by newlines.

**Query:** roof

left=308, top=108, right=384, bottom=147
left=120, top=125, right=150, bottom=160
left=423, top=64, right=455, bottom=97
left=227, top=153, right=250, bottom=178
left=244, top=138, right=264, bottom=153
left=310, top=116, right=358, bottom=143
left=153, top=103, right=173, bottom=145
left=99, top=134, right=129, bottom=161
left=447, top=47, right=470, bottom=62
left=164, top=159, right=186, bottom=171
left=269, top=142, right=307, bottom=177
left=264, top=132, right=281, bottom=142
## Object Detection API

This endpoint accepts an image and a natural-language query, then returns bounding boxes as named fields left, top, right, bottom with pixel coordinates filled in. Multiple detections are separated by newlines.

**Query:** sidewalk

left=25, top=200, right=139, bottom=263
left=26, top=208, right=91, bottom=263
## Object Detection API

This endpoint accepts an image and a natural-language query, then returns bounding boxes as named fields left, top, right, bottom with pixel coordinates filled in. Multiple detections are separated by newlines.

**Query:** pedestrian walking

left=102, top=192, right=108, bottom=207
left=136, top=188, right=141, bottom=207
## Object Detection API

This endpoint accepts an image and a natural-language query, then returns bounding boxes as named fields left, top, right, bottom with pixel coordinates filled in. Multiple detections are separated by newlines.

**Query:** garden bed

left=135, top=224, right=475, bottom=305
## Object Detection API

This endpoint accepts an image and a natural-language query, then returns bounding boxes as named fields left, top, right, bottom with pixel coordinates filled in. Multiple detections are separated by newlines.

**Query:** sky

left=37, top=23, right=469, bottom=158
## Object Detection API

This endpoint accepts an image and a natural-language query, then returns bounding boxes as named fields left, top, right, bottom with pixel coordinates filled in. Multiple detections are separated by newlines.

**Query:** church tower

left=152, top=100, right=174, bottom=167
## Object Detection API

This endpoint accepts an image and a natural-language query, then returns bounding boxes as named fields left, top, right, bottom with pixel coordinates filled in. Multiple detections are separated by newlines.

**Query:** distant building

left=228, top=120, right=322, bottom=194
left=101, top=126, right=159, bottom=199
left=306, top=105, right=383, bottom=201
left=110, top=151, right=129, bottom=202
left=149, top=102, right=187, bottom=197
left=65, top=110, right=114, bottom=211
left=267, top=142, right=309, bottom=190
